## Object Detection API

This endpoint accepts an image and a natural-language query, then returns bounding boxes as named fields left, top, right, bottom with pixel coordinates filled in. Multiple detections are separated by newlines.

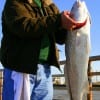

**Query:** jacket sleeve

left=3, top=0, right=61, bottom=38
left=48, top=3, right=67, bottom=44
left=54, top=28, right=67, bottom=45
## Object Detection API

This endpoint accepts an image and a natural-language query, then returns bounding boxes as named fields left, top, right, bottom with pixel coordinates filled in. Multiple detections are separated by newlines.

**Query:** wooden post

left=87, top=61, right=93, bottom=100
left=0, top=70, right=3, bottom=100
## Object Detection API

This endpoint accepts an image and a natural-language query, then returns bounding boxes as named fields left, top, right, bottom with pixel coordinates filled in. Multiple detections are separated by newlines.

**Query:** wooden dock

left=53, top=87, right=100, bottom=100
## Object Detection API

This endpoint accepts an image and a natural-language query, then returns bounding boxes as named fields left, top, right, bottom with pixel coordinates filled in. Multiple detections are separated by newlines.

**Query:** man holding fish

left=1, top=0, right=87, bottom=100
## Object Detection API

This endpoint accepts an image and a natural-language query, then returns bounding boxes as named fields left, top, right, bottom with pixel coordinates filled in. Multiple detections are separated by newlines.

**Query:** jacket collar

left=28, top=0, right=53, bottom=7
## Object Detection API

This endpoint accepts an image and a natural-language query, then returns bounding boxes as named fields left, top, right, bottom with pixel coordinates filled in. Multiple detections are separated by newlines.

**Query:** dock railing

left=87, top=55, right=100, bottom=100
left=0, top=55, right=100, bottom=100
left=53, top=55, right=100, bottom=100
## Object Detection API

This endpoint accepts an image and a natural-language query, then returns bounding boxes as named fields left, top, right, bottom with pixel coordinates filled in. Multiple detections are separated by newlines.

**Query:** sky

left=0, top=0, right=100, bottom=77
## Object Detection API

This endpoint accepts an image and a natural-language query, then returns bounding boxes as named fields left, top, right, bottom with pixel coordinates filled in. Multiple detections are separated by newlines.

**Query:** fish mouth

left=76, top=0, right=81, bottom=8
left=75, top=0, right=83, bottom=9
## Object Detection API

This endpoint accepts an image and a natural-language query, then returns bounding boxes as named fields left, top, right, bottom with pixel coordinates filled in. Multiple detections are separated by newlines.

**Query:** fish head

left=70, top=1, right=89, bottom=22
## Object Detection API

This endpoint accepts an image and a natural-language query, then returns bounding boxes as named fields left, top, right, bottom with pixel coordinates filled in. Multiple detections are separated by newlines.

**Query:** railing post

left=87, top=61, right=93, bottom=100
left=0, top=70, right=3, bottom=100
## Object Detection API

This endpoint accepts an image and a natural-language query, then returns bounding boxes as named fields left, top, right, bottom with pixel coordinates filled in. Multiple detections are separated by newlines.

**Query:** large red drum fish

left=64, top=0, right=91, bottom=100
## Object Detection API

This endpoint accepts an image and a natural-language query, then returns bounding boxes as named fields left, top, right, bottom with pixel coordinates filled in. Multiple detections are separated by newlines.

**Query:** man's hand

left=61, top=11, right=87, bottom=30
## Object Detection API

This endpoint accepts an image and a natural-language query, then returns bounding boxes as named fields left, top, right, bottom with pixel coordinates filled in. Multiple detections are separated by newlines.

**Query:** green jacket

left=1, top=0, right=67, bottom=74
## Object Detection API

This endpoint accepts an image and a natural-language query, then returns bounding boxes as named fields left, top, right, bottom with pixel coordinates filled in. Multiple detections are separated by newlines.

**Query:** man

left=1, top=0, right=84, bottom=100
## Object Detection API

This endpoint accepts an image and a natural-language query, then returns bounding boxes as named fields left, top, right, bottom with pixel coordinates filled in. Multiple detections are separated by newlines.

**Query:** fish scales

left=64, top=1, right=91, bottom=100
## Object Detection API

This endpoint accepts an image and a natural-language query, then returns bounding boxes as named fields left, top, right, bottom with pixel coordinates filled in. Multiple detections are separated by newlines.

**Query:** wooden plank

left=89, top=72, right=100, bottom=76
left=89, top=55, right=100, bottom=62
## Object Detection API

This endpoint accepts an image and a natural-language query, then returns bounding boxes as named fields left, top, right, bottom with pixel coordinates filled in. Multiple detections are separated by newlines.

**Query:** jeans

left=2, top=64, right=53, bottom=100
